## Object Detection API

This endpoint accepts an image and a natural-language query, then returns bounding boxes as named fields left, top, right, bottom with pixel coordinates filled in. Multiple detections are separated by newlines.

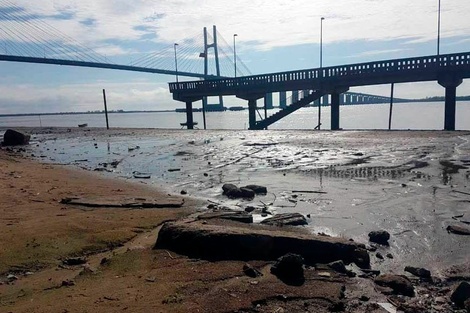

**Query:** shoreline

left=1, top=128, right=469, bottom=312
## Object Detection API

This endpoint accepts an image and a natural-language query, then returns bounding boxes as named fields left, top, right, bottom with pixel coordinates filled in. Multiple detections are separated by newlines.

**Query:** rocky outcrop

left=404, top=266, right=431, bottom=279
left=154, top=221, right=370, bottom=268
left=2, top=129, right=30, bottom=146
left=261, top=213, right=308, bottom=226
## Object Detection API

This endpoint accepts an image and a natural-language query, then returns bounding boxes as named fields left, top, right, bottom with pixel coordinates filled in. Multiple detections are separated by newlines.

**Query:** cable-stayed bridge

left=0, top=0, right=250, bottom=79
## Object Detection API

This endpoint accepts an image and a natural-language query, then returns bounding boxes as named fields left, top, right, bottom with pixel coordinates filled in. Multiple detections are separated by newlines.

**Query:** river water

left=1, top=101, right=470, bottom=130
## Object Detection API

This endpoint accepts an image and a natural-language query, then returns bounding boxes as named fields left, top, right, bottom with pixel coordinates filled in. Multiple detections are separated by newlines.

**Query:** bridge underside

left=170, top=52, right=470, bottom=130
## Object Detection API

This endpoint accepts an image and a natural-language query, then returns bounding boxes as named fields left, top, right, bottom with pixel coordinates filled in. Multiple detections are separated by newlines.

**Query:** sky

left=0, top=0, right=469, bottom=114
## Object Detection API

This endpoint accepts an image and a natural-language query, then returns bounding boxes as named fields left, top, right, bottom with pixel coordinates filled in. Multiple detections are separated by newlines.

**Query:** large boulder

left=2, top=129, right=30, bottom=146
left=374, top=274, right=414, bottom=297
left=261, top=213, right=308, bottom=226
left=243, top=185, right=268, bottom=195
left=154, top=221, right=370, bottom=268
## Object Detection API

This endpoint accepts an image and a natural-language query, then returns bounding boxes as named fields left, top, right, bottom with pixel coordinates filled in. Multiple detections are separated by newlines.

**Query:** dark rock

left=386, top=253, right=393, bottom=259
left=404, top=266, right=431, bottom=279
left=446, top=224, right=470, bottom=235
left=244, top=206, right=256, bottom=213
left=242, top=185, right=268, bottom=195
left=450, top=281, right=470, bottom=307
left=180, top=190, right=187, bottom=195
left=2, top=129, right=30, bottom=146
left=368, top=230, right=390, bottom=245
left=361, top=269, right=381, bottom=276
left=243, top=263, right=262, bottom=278
left=155, top=221, right=370, bottom=268
left=261, top=213, right=308, bottom=226
left=222, top=184, right=255, bottom=199
left=359, top=295, right=370, bottom=302
left=374, top=274, right=414, bottom=297
left=271, top=253, right=304, bottom=285
left=376, top=252, right=384, bottom=260
left=328, top=260, right=348, bottom=274
left=239, top=187, right=255, bottom=199
left=61, top=279, right=75, bottom=287
left=63, top=257, right=87, bottom=266
left=197, top=211, right=253, bottom=224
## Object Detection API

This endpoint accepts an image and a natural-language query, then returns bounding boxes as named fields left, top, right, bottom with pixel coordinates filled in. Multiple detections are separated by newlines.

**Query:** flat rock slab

left=61, top=196, right=184, bottom=208
left=197, top=211, right=253, bottom=223
left=154, top=221, right=370, bottom=268
left=261, top=213, right=308, bottom=226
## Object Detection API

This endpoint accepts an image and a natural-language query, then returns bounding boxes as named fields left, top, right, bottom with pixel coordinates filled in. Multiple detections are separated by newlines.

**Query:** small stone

left=318, top=272, right=331, bottom=278
left=145, top=276, right=156, bottom=282
left=328, top=260, right=348, bottom=274
left=374, top=274, right=414, bottom=297
left=203, top=173, right=208, bottom=177
left=244, top=206, right=256, bottom=213
left=61, top=279, right=75, bottom=287
left=376, top=252, right=384, bottom=260
left=404, top=266, right=431, bottom=279
left=450, top=281, right=470, bottom=307
left=368, top=230, right=390, bottom=245
left=63, top=257, right=87, bottom=266
left=359, top=295, right=370, bottom=302
left=261, top=213, right=307, bottom=226
left=180, top=190, right=187, bottom=195
left=446, top=224, right=470, bottom=235
left=271, top=253, right=304, bottom=284
left=386, top=253, right=393, bottom=259
left=7, top=274, right=18, bottom=282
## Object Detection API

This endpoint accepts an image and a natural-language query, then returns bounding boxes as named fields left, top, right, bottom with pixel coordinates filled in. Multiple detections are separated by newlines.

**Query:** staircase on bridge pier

left=170, top=52, right=470, bottom=131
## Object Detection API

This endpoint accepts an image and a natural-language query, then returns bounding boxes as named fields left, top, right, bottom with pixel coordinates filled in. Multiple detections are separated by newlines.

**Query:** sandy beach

left=1, top=127, right=470, bottom=312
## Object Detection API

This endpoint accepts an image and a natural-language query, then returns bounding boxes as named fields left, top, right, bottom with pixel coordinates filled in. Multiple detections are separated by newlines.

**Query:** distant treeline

left=0, top=109, right=174, bottom=117
left=410, top=96, right=470, bottom=102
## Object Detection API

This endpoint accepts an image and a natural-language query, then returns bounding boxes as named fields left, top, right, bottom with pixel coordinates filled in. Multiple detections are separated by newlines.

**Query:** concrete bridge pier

left=330, top=88, right=349, bottom=130
left=185, top=101, right=195, bottom=129
left=438, top=76, right=463, bottom=131
left=237, top=93, right=265, bottom=130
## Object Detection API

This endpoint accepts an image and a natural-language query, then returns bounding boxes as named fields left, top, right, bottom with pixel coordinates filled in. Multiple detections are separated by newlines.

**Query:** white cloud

left=3, top=0, right=469, bottom=52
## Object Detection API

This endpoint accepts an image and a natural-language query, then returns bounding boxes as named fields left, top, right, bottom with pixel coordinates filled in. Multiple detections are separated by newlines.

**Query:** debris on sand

left=2, top=129, right=30, bottom=146
left=260, top=213, right=308, bottom=226
left=446, top=224, right=470, bottom=235
left=368, top=230, right=390, bottom=245
left=133, top=171, right=151, bottom=179
left=60, top=196, right=184, bottom=208
left=243, top=263, right=262, bottom=278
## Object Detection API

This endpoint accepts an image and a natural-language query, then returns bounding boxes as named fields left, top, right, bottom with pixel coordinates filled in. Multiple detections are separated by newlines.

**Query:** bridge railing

left=169, top=52, right=470, bottom=93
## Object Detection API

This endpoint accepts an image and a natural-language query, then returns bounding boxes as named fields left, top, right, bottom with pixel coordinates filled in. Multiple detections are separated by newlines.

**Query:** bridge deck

left=169, top=52, right=470, bottom=100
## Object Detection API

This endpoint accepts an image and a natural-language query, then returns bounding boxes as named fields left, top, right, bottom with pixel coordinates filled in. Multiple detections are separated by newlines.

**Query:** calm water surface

left=1, top=101, right=469, bottom=130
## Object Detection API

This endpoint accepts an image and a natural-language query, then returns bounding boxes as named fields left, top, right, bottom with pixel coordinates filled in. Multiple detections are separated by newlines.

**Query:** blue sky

left=0, top=0, right=469, bottom=114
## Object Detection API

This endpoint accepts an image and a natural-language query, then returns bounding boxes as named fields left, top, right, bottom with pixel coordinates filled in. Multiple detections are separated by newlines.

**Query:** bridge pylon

left=202, top=26, right=224, bottom=112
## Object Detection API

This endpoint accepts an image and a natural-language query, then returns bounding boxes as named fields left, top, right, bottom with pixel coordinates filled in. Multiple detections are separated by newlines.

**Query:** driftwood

left=60, top=196, right=184, bottom=208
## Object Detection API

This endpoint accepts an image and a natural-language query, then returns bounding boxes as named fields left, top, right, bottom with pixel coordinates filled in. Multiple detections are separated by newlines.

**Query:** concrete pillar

left=248, top=99, right=257, bottom=130
left=292, top=90, right=299, bottom=102
left=331, top=93, right=340, bottom=130
left=279, top=91, right=287, bottom=109
left=322, top=95, right=328, bottom=106
left=438, top=76, right=463, bottom=131
left=264, top=93, right=273, bottom=109
left=185, top=101, right=194, bottom=129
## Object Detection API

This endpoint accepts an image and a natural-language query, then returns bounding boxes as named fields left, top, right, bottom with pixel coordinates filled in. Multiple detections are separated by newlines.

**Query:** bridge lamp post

left=437, top=0, right=441, bottom=55
left=318, top=17, right=325, bottom=130
left=233, top=34, right=238, bottom=78
left=174, top=43, right=179, bottom=83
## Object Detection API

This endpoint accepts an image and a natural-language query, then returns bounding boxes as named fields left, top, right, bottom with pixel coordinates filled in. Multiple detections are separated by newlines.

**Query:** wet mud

left=24, top=128, right=470, bottom=274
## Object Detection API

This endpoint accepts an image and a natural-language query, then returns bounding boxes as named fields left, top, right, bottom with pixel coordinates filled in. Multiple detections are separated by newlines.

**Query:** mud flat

left=1, top=127, right=470, bottom=312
